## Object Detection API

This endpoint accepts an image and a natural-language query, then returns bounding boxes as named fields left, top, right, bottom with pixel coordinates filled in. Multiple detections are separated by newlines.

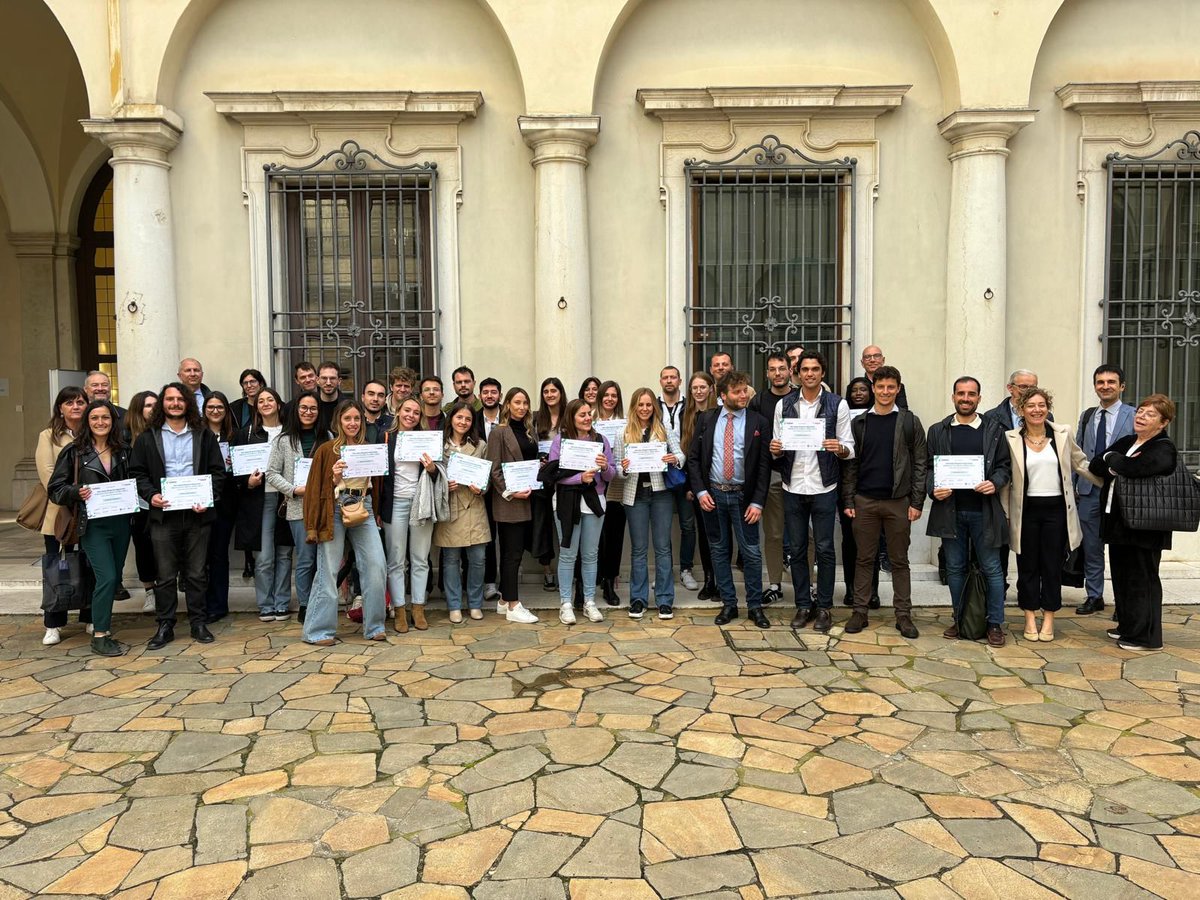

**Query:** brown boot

left=411, top=605, right=428, bottom=631
left=394, top=607, right=409, bottom=634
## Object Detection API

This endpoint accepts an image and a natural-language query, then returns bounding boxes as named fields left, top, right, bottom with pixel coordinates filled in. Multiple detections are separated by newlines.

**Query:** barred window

left=1106, top=130, right=1200, bottom=466
left=688, top=136, right=854, bottom=387
left=267, top=141, right=437, bottom=390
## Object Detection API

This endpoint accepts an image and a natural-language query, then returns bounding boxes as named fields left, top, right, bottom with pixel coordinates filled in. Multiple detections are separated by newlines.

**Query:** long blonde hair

left=499, top=387, right=536, bottom=441
left=624, top=387, right=667, bottom=444
left=681, top=372, right=716, bottom=450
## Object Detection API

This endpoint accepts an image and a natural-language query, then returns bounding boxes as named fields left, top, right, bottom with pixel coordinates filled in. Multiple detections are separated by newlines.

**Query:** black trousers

left=204, top=513, right=234, bottom=620
left=497, top=521, right=530, bottom=601
left=151, top=513, right=212, bottom=626
left=1110, top=544, right=1163, bottom=649
left=1016, top=495, right=1066, bottom=612
left=598, top=501, right=626, bottom=580
left=690, top=496, right=712, bottom=577
left=130, top=510, right=158, bottom=584
left=484, top=494, right=498, bottom=584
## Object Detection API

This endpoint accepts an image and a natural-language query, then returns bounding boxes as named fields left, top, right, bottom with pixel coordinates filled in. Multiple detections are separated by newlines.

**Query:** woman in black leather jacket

left=48, top=400, right=133, bottom=656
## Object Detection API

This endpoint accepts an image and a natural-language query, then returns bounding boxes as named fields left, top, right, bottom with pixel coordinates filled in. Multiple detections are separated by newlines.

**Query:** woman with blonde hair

left=681, top=372, right=717, bottom=600
left=615, top=387, right=685, bottom=619
left=486, top=387, right=540, bottom=624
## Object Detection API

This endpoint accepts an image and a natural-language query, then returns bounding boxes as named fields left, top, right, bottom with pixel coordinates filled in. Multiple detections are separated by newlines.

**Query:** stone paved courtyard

left=0, top=604, right=1198, bottom=899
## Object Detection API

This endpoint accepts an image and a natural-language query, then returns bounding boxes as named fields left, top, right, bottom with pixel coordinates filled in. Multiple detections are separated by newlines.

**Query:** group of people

left=31, top=346, right=1184, bottom=655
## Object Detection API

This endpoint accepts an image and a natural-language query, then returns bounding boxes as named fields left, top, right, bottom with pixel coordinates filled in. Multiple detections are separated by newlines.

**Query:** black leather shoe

left=791, top=608, right=815, bottom=629
left=190, top=622, right=215, bottom=644
left=698, top=576, right=717, bottom=602
left=844, top=611, right=869, bottom=634
left=714, top=605, right=738, bottom=625
left=749, top=608, right=770, bottom=629
left=842, top=590, right=854, bottom=607
left=868, top=594, right=881, bottom=610
left=813, top=609, right=833, bottom=633
left=602, top=578, right=621, bottom=607
left=1075, top=597, right=1105, bottom=616
left=298, top=605, right=307, bottom=624
left=113, top=586, right=131, bottom=602
left=895, top=616, right=919, bottom=639
left=147, top=624, right=174, bottom=650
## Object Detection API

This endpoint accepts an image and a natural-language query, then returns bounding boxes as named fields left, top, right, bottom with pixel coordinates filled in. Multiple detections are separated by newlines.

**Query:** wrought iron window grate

left=265, top=140, right=438, bottom=390
left=1105, top=130, right=1200, bottom=466
left=686, top=135, right=855, bottom=388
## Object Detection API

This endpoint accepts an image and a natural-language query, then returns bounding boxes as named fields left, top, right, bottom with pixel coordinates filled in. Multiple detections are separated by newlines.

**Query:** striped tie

left=723, top=413, right=735, bottom=482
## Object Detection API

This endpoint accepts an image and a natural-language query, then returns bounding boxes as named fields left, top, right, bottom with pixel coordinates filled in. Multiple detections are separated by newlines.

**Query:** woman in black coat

left=1088, top=393, right=1178, bottom=651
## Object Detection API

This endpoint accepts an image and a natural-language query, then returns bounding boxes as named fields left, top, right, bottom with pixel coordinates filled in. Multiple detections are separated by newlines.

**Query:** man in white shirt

left=770, top=350, right=854, bottom=632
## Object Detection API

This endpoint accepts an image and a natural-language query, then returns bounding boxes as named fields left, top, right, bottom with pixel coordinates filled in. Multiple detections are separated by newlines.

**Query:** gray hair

left=1007, top=369, right=1037, bottom=385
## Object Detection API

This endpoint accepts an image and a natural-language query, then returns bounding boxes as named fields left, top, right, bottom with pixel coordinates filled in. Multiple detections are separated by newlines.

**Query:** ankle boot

left=394, top=607, right=409, bottom=633
left=601, top=577, right=620, bottom=607
left=573, top=579, right=584, bottom=611
left=411, top=605, right=428, bottom=631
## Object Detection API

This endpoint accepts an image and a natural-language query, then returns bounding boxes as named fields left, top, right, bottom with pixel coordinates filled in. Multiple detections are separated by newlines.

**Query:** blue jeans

left=255, top=498, right=293, bottom=615
left=557, top=513, right=603, bottom=604
left=288, top=519, right=316, bottom=608
left=702, top=489, right=762, bottom=610
left=942, top=509, right=1006, bottom=626
left=383, top=497, right=434, bottom=608
left=670, top=485, right=697, bottom=571
left=304, top=498, right=387, bottom=642
left=443, top=544, right=486, bottom=611
left=783, top=489, right=837, bottom=610
left=1076, top=489, right=1105, bottom=602
left=627, top=490, right=675, bottom=606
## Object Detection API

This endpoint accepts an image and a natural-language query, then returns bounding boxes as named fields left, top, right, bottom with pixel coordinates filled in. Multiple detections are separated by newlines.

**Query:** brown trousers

left=851, top=495, right=912, bottom=615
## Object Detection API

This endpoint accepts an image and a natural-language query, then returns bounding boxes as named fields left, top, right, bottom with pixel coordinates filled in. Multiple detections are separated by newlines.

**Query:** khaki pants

left=762, top=475, right=785, bottom=585
left=851, top=495, right=912, bottom=616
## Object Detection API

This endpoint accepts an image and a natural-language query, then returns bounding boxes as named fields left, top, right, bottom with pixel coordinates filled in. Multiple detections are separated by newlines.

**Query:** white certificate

left=502, top=460, right=543, bottom=493
left=84, top=479, right=139, bottom=519
left=934, top=455, right=985, bottom=490
left=624, top=441, right=668, bottom=474
left=160, top=475, right=214, bottom=509
left=593, top=419, right=625, bottom=446
left=341, top=443, right=390, bottom=477
left=231, top=443, right=271, bottom=476
left=394, top=430, right=444, bottom=463
left=537, top=439, right=553, bottom=456
left=294, top=458, right=313, bottom=486
left=558, top=438, right=602, bottom=471
left=447, top=452, right=493, bottom=491
left=780, top=419, right=826, bottom=452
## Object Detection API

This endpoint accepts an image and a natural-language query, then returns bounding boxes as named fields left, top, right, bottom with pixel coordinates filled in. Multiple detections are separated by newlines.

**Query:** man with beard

left=751, top=351, right=797, bottom=606
left=478, top=378, right=502, bottom=439
left=314, top=362, right=347, bottom=435
left=130, top=383, right=226, bottom=649
left=361, top=379, right=393, bottom=443
left=925, top=376, right=1011, bottom=647
left=419, top=376, right=446, bottom=431
left=444, top=366, right=483, bottom=412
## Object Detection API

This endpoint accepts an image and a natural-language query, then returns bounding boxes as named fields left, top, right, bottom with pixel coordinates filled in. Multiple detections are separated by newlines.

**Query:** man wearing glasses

left=861, top=346, right=908, bottom=410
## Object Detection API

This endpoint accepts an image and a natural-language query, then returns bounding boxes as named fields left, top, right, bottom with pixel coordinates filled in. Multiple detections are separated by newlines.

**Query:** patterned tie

left=1095, top=408, right=1108, bottom=458
left=723, top=412, right=735, bottom=481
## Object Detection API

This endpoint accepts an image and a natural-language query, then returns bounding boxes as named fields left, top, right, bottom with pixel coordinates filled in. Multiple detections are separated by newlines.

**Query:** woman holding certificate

left=231, top=388, right=293, bottom=622
left=267, top=391, right=323, bottom=624
left=380, top=397, right=443, bottom=632
left=1002, top=387, right=1097, bottom=641
left=48, top=400, right=133, bottom=656
left=302, top=400, right=387, bottom=645
left=486, top=388, right=540, bottom=625
left=533, top=378, right=566, bottom=592
left=202, top=392, right=236, bottom=622
left=615, top=388, right=685, bottom=619
left=544, top=399, right=616, bottom=624
left=435, top=402, right=491, bottom=622
left=681, top=372, right=717, bottom=601
left=595, top=381, right=627, bottom=608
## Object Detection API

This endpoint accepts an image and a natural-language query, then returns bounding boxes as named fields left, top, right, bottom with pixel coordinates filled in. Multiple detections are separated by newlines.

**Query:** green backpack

left=957, top=545, right=988, bottom=641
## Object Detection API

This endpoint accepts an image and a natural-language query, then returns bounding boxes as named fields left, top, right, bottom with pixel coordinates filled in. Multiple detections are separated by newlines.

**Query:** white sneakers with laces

left=680, top=569, right=700, bottom=591
left=506, top=603, right=539, bottom=624
left=559, top=604, right=576, bottom=625
left=583, top=602, right=604, bottom=623
left=42, top=627, right=61, bottom=646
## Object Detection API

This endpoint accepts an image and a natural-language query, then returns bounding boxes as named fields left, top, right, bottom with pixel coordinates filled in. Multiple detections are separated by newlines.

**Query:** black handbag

left=41, top=548, right=93, bottom=614
left=1115, top=457, right=1200, bottom=533
left=1061, top=545, right=1085, bottom=589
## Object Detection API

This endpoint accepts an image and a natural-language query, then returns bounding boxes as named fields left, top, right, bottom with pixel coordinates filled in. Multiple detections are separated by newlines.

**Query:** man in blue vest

left=770, top=350, right=855, bottom=632
left=1074, top=363, right=1135, bottom=616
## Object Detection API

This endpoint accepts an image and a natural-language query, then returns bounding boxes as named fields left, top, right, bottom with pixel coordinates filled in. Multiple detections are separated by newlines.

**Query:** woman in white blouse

left=1002, top=387, right=1099, bottom=642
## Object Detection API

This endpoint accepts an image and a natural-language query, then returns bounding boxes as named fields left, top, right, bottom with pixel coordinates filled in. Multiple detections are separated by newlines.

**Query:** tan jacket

left=1001, top=421, right=1100, bottom=555
left=36, top=428, right=73, bottom=537
left=434, top=440, right=491, bottom=548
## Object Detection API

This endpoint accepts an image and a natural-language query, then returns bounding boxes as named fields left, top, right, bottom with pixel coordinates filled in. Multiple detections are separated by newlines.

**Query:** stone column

left=81, top=110, right=183, bottom=395
left=938, top=109, right=1036, bottom=396
left=519, top=115, right=600, bottom=387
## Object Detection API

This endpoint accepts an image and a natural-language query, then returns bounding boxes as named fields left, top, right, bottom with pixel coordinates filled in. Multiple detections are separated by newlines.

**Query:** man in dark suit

left=687, top=370, right=772, bottom=628
left=984, top=369, right=1041, bottom=430
left=130, top=383, right=226, bottom=650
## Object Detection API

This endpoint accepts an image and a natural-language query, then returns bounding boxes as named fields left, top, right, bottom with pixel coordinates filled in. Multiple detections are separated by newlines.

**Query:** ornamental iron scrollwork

left=686, top=134, right=855, bottom=169
left=323, top=299, right=387, bottom=360
left=1159, top=289, right=1200, bottom=348
left=740, top=295, right=801, bottom=354
left=1107, top=130, right=1200, bottom=165
left=264, top=140, right=438, bottom=174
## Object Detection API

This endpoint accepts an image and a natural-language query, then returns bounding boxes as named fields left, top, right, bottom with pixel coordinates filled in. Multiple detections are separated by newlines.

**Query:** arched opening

left=75, top=161, right=117, bottom=400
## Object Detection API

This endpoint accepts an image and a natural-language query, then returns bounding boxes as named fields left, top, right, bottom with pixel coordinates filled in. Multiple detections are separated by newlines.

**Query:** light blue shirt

left=161, top=425, right=194, bottom=478
left=1091, top=400, right=1123, bottom=447
left=1008, top=402, right=1022, bottom=430
left=709, top=407, right=747, bottom=486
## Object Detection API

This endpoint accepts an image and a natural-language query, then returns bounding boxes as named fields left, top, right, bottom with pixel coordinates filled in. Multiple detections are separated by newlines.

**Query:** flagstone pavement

left=0, top=603, right=1198, bottom=900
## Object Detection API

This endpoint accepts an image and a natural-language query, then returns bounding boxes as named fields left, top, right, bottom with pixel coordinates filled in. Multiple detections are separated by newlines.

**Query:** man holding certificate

left=769, top=350, right=855, bottom=633
left=130, top=383, right=227, bottom=650
left=925, top=377, right=1012, bottom=647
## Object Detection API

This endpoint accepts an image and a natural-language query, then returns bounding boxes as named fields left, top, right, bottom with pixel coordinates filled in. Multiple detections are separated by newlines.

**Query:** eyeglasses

left=241, top=378, right=260, bottom=387
left=297, top=405, right=319, bottom=414
left=862, top=353, right=884, bottom=361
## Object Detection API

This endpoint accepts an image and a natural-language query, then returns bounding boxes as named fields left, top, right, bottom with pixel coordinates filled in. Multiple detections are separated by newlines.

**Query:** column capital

left=81, top=106, right=184, bottom=167
left=7, top=232, right=79, bottom=259
left=938, top=108, right=1037, bottom=159
left=518, top=115, right=600, bottom=166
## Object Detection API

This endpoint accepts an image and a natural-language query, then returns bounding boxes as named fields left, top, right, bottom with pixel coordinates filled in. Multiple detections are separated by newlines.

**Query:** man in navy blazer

left=1074, top=364, right=1135, bottom=615
left=687, top=370, right=772, bottom=628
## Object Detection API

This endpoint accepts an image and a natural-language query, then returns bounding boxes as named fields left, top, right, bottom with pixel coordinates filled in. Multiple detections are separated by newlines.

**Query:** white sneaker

left=484, top=583, right=500, bottom=601
left=506, top=603, right=539, bottom=624
left=559, top=604, right=576, bottom=625
left=142, top=595, right=156, bottom=614
left=86, top=623, right=95, bottom=635
left=583, top=602, right=604, bottom=623
left=42, top=627, right=61, bottom=646
left=680, top=569, right=700, bottom=591
left=496, top=600, right=508, bottom=615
